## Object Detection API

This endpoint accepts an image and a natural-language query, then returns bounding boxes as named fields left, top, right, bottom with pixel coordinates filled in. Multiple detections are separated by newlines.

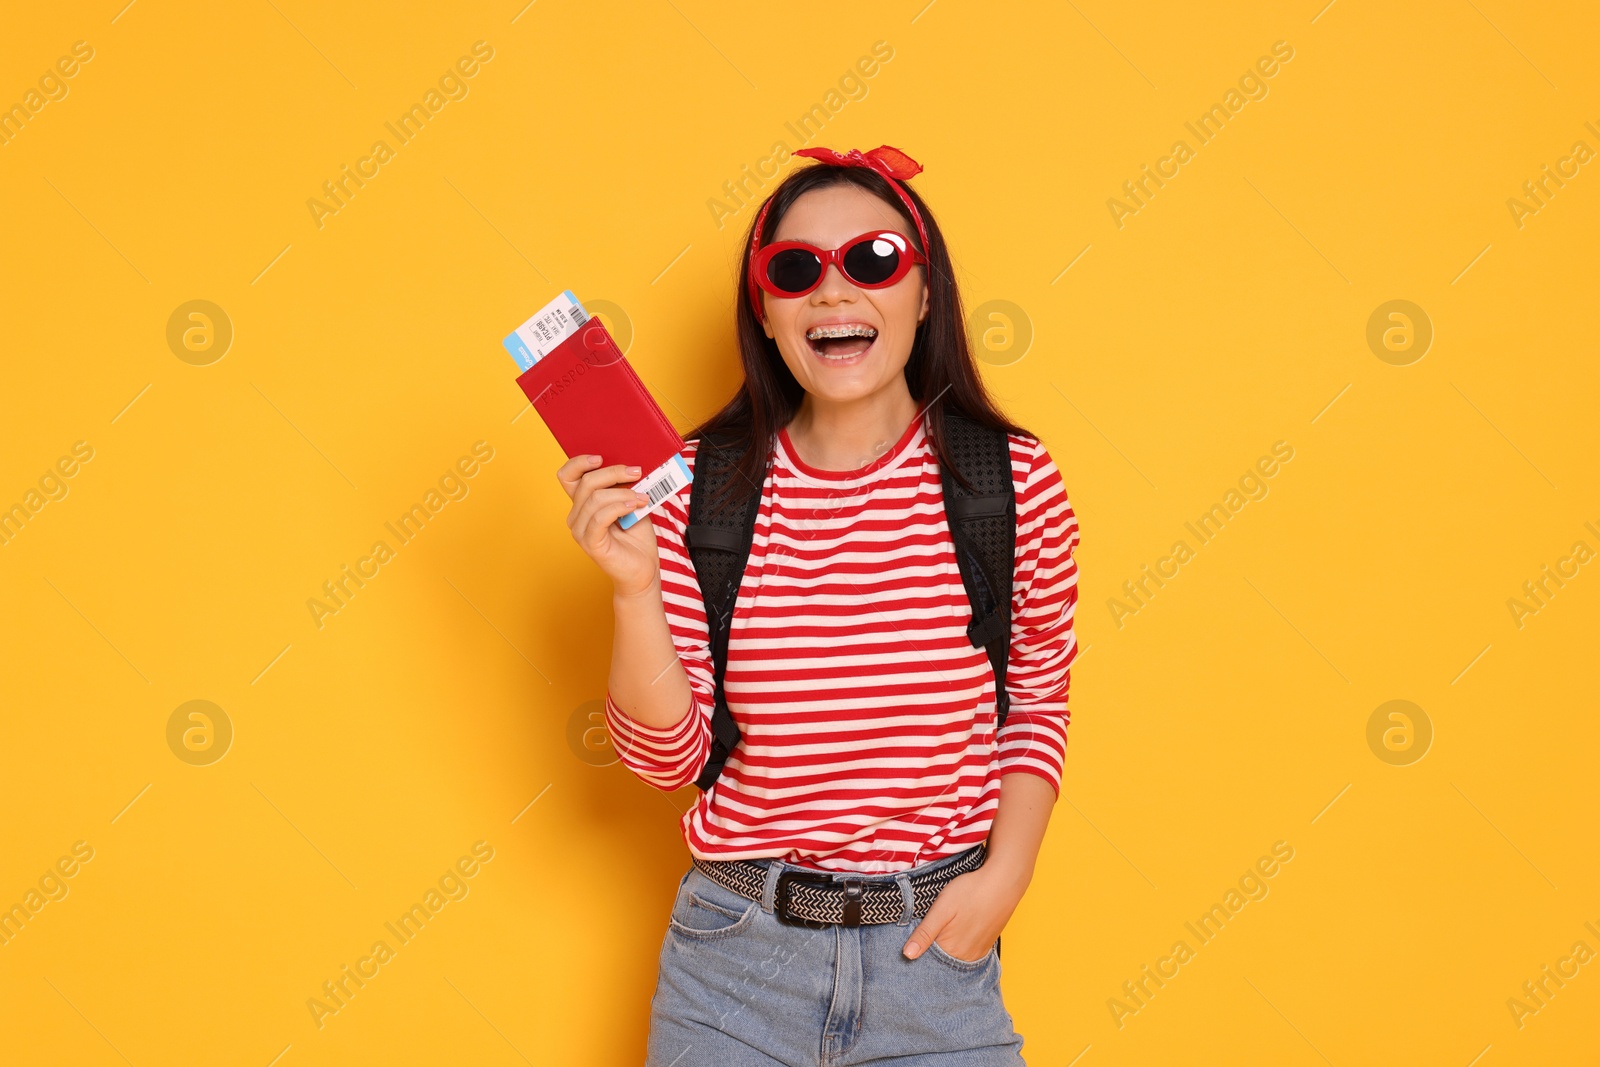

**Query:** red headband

left=745, top=144, right=929, bottom=323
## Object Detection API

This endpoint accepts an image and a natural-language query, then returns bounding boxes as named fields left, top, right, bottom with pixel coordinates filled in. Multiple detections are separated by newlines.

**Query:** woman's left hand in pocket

left=902, top=864, right=1030, bottom=963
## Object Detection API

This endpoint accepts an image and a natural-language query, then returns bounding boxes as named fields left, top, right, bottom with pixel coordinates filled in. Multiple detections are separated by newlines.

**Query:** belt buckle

left=774, top=869, right=850, bottom=927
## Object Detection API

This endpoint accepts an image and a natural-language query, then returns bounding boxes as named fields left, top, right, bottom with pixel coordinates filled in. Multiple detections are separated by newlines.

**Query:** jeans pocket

left=925, top=937, right=997, bottom=971
left=668, top=872, right=759, bottom=941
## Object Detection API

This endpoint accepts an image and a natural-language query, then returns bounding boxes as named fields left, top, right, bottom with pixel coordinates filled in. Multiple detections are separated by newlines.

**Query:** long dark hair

left=687, top=161, right=1027, bottom=507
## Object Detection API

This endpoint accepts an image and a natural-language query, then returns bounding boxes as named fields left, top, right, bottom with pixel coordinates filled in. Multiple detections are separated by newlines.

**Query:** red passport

left=514, top=316, right=685, bottom=478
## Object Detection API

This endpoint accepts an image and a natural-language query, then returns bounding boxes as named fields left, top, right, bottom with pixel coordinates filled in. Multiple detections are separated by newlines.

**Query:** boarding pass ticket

left=503, top=290, right=589, bottom=371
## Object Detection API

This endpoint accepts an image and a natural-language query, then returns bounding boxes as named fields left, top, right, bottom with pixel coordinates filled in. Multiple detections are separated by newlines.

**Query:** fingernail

left=627, top=465, right=642, bottom=475
left=586, top=454, right=601, bottom=463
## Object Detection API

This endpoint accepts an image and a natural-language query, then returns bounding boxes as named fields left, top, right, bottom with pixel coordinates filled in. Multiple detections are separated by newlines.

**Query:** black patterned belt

left=690, top=842, right=988, bottom=927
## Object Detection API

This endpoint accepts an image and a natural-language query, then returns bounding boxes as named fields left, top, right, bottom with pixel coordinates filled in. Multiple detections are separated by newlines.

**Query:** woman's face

left=759, top=182, right=930, bottom=406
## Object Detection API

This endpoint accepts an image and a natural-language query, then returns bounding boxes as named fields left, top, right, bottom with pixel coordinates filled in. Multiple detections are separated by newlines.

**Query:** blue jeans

left=645, top=846, right=1026, bottom=1066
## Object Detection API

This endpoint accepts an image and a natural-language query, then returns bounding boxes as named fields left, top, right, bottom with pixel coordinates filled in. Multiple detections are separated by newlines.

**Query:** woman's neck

left=784, top=381, right=920, bottom=472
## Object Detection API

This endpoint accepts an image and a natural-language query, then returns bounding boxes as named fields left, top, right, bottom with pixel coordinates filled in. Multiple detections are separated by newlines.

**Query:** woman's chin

left=800, top=376, right=889, bottom=407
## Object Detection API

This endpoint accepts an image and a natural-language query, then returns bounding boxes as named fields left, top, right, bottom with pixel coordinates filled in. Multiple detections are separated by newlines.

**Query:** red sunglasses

left=748, top=230, right=927, bottom=309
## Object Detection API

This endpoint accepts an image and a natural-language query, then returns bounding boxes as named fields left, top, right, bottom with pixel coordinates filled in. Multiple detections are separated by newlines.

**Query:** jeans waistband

left=692, top=842, right=988, bottom=926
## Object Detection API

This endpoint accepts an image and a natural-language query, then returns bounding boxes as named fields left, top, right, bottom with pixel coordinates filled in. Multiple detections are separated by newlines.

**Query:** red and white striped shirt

left=604, top=411, right=1079, bottom=873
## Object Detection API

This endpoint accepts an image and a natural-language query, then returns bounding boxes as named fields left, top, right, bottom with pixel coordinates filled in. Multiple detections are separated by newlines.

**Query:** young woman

left=557, top=145, right=1079, bottom=1064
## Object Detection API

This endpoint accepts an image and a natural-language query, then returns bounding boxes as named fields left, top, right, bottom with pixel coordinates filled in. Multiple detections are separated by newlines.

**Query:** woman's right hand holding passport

left=557, top=454, right=661, bottom=598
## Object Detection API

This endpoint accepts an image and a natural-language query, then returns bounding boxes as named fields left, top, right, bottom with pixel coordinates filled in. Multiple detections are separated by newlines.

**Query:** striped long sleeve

left=995, top=443, right=1079, bottom=796
left=601, top=447, right=716, bottom=791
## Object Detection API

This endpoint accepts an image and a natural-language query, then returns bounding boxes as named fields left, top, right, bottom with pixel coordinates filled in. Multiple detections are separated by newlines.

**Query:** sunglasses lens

left=841, top=235, right=905, bottom=286
left=767, top=249, right=822, bottom=293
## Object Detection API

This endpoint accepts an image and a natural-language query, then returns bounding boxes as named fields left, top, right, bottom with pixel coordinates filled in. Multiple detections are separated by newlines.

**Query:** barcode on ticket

left=619, top=453, right=693, bottom=530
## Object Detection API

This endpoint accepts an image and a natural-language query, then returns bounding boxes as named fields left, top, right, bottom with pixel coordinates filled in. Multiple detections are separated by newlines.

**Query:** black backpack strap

left=683, top=433, right=764, bottom=791
left=938, top=413, right=1017, bottom=731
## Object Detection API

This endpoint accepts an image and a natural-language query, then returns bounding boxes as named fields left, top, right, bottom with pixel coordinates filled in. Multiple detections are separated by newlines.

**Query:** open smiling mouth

left=804, top=323, right=878, bottom=361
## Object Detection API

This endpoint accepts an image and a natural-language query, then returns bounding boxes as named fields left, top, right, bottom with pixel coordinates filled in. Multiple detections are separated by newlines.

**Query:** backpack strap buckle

left=967, top=609, right=1007, bottom=648
left=685, top=525, right=744, bottom=553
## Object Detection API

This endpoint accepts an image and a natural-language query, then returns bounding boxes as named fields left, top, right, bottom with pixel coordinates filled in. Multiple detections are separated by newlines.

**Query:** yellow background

left=2, top=1, right=1596, bottom=1063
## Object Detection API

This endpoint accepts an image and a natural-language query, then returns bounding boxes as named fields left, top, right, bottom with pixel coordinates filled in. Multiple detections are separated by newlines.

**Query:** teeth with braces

left=805, top=324, right=878, bottom=340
